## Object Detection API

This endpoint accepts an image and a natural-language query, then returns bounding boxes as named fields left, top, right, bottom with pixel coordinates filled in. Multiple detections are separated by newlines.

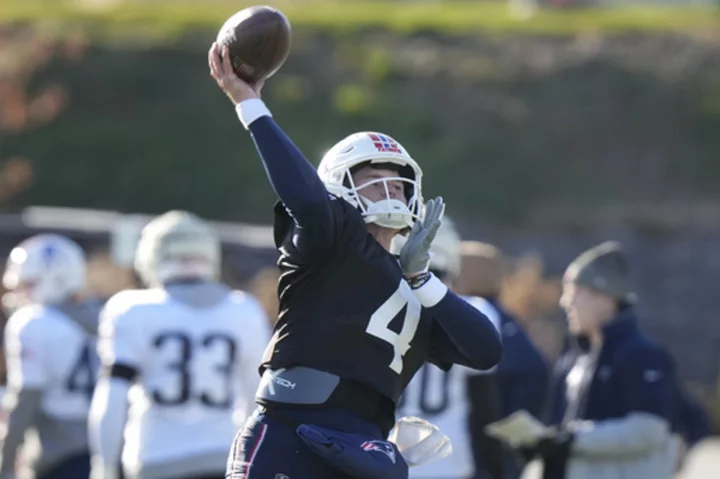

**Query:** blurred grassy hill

left=3, top=1, right=720, bottom=226
left=3, top=1, right=720, bottom=36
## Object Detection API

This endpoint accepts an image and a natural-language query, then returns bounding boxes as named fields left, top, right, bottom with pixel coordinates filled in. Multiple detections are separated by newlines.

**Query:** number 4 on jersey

left=366, top=281, right=421, bottom=374
left=66, top=341, right=97, bottom=400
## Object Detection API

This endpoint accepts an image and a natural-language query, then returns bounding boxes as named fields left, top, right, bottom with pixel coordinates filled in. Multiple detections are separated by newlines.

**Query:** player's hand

left=208, top=42, right=264, bottom=105
left=399, top=197, right=445, bottom=279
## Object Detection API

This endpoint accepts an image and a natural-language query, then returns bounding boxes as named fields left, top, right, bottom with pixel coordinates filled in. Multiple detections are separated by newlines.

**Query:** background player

left=0, top=234, right=100, bottom=479
left=396, top=219, right=548, bottom=479
left=88, top=210, right=271, bottom=479
left=456, top=241, right=548, bottom=479
left=209, top=43, right=502, bottom=479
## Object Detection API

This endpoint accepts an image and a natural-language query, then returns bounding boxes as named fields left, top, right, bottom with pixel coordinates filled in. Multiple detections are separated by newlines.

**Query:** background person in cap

left=518, top=241, right=679, bottom=479
left=394, top=219, right=547, bottom=479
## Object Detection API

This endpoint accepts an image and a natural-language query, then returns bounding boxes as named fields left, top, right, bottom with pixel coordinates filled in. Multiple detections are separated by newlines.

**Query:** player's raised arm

left=209, top=43, right=333, bottom=258
left=398, top=198, right=503, bottom=370
left=425, top=289, right=503, bottom=369
left=0, top=313, right=46, bottom=477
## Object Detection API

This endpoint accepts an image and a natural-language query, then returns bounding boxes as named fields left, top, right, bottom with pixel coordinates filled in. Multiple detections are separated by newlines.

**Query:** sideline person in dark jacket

left=520, top=241, right=678, bottom=479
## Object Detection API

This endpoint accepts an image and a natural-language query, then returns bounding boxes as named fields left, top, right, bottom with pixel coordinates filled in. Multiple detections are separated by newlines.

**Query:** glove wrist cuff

left=410, top=273, right=448, bottom=307
left=236, top=98, right=271, bottom=129
left=406, top=272, right=431, bottom=289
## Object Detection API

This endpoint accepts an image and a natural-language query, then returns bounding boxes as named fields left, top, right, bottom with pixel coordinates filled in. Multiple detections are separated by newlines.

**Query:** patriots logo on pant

left=361, top=440, right=397, bottom=464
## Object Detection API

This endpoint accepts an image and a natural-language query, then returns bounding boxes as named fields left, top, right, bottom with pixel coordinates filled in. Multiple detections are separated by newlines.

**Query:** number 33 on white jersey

left=97, top=288, right=271, bottom=470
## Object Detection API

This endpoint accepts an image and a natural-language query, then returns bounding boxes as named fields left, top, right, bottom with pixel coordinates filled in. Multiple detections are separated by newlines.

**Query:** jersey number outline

left=365, top=281, right=421, bottom=374
left=397, top=365, right=451, bottom=416
left=151, top=332, right=237, bottom=408
left=66, top=341, right=97, bottom=401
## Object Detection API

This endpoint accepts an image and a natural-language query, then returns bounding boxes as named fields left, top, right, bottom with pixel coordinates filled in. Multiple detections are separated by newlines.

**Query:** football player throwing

left=210, top=43, right=503, bottom=479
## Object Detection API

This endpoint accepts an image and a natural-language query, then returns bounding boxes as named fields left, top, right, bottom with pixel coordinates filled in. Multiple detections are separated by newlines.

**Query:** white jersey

left=98, top=287, right=271, bottom=474
left=3, top=304, right=98, bottom=470
left=397, top=296, right=501, bottom=479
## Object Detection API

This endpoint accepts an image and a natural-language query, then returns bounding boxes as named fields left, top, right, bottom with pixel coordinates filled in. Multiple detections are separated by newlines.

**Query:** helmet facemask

left=153, top=234, right=218, bottom=285
left=341, top=161, right=422, bottom=231
left=134, top=211, right=220, bottom=287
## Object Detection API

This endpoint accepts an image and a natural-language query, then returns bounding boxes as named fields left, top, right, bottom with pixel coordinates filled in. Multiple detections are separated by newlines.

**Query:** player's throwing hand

left=399, top=196, right=446, bottom=280
left=208, top=42, right=264, bottom=105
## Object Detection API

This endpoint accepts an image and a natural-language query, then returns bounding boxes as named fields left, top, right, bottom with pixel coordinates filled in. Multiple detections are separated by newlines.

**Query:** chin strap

left=358, top=195, right=415, bottom=231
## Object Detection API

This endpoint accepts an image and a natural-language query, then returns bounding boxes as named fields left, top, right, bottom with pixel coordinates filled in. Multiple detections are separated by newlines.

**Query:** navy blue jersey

left=243, top=114, right=501, bottom=407
left=263, top=197, right=451, bottom=403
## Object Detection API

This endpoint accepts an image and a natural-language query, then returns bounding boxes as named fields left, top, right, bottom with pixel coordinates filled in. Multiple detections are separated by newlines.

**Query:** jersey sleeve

left=464, top=297, right=502, bottom=331
left=97, top=293, right=146, bottom=373
left=4, top=310, right=50, bottom=390
left=426, top=292, right=503, bottom=372
left=274, top=194, right=367, bottom=266
left=245, top=113, right=336, bottom=260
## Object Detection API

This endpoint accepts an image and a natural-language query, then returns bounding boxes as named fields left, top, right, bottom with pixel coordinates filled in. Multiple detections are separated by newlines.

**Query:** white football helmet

left=318, top=132, right=423, bottom=230
left=134, top=210, right=220, bottom=287
left=2, top=234, right=86, bottom=310
left=391, top=215, right=461, bottom=282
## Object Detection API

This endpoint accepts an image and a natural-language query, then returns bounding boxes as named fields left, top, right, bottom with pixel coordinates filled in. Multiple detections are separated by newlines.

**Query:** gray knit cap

left=564, top=241, right=637, bottom=303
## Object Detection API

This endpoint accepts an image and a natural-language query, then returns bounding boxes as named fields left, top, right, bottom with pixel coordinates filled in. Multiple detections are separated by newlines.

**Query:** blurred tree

left=0, top=26, right=81, bottom=209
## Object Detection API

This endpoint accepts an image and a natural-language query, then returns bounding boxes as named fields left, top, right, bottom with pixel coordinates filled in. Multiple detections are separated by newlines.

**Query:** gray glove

left=398, top=197, right=445, bottom=278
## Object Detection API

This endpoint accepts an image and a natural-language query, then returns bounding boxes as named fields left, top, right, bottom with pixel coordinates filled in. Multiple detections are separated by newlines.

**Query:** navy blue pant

left=227, top=408, right=384, bottom=479
left=37, top=453, right=90, bottom=479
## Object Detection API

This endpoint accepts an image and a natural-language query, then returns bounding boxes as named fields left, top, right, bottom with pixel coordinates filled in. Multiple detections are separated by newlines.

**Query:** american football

left=215, top=5, right=291, bottom=85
